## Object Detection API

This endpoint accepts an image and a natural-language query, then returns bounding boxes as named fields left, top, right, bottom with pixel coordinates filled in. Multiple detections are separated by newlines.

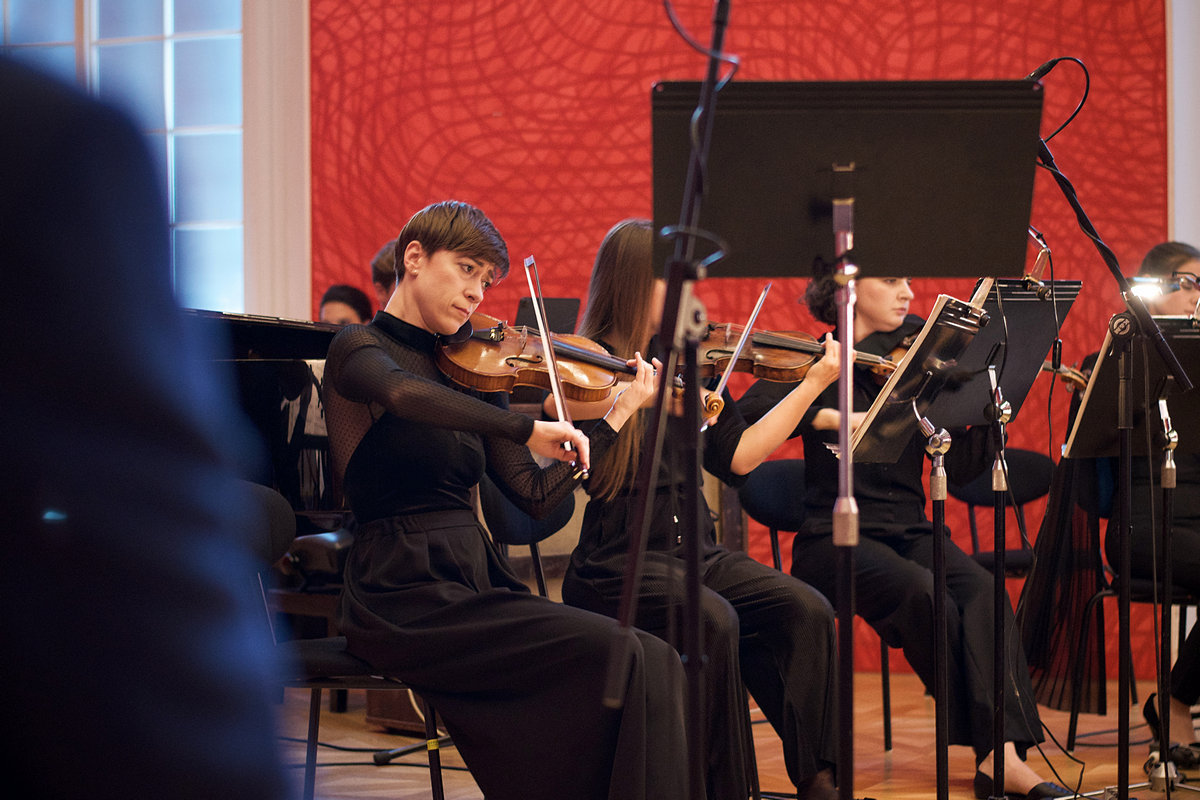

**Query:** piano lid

left=183, top=308, right=340, bottom=361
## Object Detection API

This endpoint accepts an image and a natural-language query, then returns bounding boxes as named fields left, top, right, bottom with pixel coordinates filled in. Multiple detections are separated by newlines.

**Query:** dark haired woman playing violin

left=739, top=274, right=1071, bottom=800
left=553, top=218, right=844, bottom=800
left=323, top=201, right=691, bottom=800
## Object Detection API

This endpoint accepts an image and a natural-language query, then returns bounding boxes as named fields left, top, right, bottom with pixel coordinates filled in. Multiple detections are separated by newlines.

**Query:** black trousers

left=564, top=547, right=838, bottom=799
left=792, top=526, right=1044, bottom=758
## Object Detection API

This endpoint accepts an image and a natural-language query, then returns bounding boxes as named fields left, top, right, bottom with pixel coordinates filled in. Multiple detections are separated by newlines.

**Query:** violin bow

left=522, top=256, right=587, bottom=478
left=710, top=282, right=772, bottom=400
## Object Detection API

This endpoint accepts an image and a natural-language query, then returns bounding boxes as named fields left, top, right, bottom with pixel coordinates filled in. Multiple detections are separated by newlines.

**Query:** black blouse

left=326, top=312, right=611, bottom=523
left=738, top=316, right=992, bottom=534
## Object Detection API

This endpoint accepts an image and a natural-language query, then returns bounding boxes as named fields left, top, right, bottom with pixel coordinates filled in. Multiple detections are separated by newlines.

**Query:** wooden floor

left=276, top=672, right=1190, bottom=800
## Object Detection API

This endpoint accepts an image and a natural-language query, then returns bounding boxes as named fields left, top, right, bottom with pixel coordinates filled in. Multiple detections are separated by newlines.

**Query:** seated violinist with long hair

left=550, top=218, right=845, bottom=800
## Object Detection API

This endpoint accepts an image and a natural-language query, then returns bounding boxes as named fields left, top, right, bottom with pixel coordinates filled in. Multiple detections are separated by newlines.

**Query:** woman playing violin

left=323, top=201, right=691, bottom=800
left=554, top=218, right=844, bottom=800
left=738, top=271, right=1070, bottom=800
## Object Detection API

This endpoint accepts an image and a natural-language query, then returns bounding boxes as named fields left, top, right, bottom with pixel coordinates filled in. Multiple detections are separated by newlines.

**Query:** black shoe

left=1143, top=693, right=1200, bottom=769
left=974, top=771, right=1075, bottom=800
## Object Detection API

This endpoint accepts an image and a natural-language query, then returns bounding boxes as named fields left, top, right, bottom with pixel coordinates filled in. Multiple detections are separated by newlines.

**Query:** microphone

left=1024, top=58, right=1058, bottom=82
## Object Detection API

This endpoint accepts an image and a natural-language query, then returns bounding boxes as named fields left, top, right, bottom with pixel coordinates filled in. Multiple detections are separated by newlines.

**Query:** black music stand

left=1065, top=317, right=1200, bottom=460
left=1065, top=316, right=1200, bottom=798
left=925, top=279, right=1081, bottom=428
left=634, top=78, right=1043, bottom=800
left=652, top=80, right=1043, bottom=280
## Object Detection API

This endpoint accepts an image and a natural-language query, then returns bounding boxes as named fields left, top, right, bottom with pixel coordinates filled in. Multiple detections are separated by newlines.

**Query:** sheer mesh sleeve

left=326, top=322, right=618, bottom=519
left=484, top=411, right=619, bottom=520
left=326, top=325, right=535, bottom=443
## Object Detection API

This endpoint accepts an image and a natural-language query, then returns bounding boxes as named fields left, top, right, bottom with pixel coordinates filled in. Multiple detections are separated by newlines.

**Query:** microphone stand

left=986, top=367, right=1012, bottom=800
left=832, top=171, right=859, bottom=800
left=1142, top=397, right=1196, bottom=796
left=1126, top=389, right=1200, bottom=799
left=919, top=404, right=953, bottom=800
left=603, top=3, right=731, bottom=799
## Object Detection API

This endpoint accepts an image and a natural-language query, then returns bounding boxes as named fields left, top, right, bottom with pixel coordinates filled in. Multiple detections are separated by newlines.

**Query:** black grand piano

left=184, top=308, right=344, bottom=534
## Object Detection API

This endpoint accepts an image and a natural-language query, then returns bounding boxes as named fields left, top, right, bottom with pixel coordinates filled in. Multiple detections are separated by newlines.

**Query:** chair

left=1065, top=567, right=1199, bottom=750
left=476, top=472, right=576, bottom=598
left=247, top=481, right=449, bottom=800
left=947, top=448, right=1055, bottom=577
left=736, top=459, right=894, bottom=751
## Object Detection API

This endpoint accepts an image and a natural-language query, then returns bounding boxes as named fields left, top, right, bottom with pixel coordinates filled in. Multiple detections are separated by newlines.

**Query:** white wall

left=243, top=0, right=311, bottom=319
left=1170, top=0, right=1199, bottom=244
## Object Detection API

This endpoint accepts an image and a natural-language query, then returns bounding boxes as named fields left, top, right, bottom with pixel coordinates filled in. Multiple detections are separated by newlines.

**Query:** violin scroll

left=1040, top=359, right=1089, bottom=391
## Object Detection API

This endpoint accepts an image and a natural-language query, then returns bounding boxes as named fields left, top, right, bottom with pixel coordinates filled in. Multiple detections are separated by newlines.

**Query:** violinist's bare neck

left=381, top=285, right=431, bottom=333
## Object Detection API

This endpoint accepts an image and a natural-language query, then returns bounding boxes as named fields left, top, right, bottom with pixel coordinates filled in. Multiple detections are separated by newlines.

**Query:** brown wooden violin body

left=437, top=313, right=629, bottom=403
left=698, top=323, right=898, bottom=382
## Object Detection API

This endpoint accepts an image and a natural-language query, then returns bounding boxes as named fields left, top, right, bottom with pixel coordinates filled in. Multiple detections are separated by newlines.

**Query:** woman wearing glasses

left=1118, top=241, right=1200, bottom=762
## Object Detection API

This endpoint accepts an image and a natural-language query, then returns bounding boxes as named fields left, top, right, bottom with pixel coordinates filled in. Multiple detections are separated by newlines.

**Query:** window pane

left=142, top=132, right=169, bottom=205
left=173, top=37, right=241, bottom=127
left=4, top=45, right=75, bottom=84
left=8, top=0, right=75, bottom=44
left=95, top=41, right=164, bottom=129
left=174, top=227, right=244, bottom=311
left=173, top=132, right=242, bottom=222
left=174, top=0, right=240, bottom=33
left=97, top=0, right=163, bottom=40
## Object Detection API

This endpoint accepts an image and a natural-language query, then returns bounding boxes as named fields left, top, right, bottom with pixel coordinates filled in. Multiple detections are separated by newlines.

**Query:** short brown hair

left=370, top=238, right=397, bottom=292
left=394, top=201, right=509, bottom=281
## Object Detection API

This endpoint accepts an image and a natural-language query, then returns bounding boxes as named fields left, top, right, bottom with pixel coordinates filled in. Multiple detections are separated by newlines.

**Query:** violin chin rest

left=442, top=319, right=473, bottom=344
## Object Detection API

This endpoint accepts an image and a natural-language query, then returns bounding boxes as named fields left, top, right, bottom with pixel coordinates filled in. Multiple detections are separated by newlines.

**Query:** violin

left=697, top=323, right=898, bottom=382
left=438, top=312, right=628, bottom=402
left=871, top=331, right=920, bottom=384
left=436, top=312, right=726, bottom=417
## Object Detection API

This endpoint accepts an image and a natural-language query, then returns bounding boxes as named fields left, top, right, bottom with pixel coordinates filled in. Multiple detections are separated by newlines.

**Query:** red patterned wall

left=309, top=0, right=1169, bottom=677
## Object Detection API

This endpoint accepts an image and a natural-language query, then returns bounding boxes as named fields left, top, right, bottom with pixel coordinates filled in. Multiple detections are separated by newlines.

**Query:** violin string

left=741, top=327, right=892, bottom=369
